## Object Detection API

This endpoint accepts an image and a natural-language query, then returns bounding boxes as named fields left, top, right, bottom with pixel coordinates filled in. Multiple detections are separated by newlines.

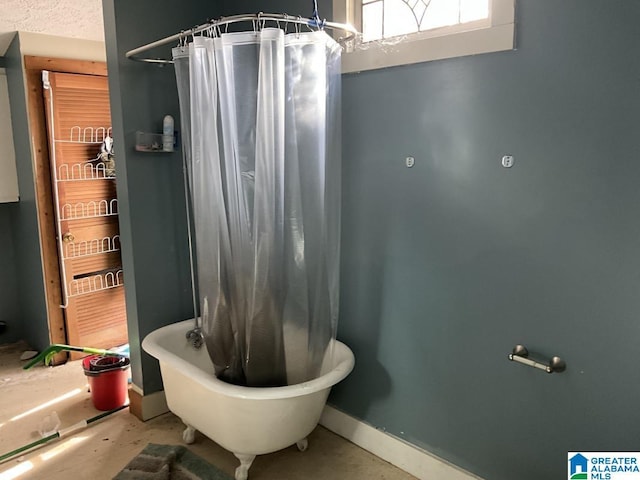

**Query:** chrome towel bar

left=508, top=344, right=566, bottom=374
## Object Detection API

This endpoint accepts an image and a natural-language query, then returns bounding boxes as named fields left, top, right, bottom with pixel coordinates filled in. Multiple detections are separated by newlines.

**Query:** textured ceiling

left=0, top=0, right=104, bottom=55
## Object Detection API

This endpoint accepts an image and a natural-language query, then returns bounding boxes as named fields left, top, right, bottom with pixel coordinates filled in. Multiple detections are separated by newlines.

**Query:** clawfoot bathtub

left=142, top=319, right=355, bottom=480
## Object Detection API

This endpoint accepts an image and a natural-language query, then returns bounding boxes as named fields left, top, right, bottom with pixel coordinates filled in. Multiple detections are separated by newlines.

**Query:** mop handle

left=57, top=404, right=127, bottom=437
left=23, top=344, right=125, bottom=370
left=57, top=420, right=88, bottom=438
left=0, top=405, right=127, bottom=464
left=0, top=433, right=58, bottom=463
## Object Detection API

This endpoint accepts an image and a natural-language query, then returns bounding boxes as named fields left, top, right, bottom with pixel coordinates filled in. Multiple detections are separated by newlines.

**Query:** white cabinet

left=0, top=70, right=19, bottom=203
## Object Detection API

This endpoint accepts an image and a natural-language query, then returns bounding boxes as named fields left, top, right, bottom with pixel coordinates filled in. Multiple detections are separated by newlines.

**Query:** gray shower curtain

left=173, top=28, right=342, bottom=387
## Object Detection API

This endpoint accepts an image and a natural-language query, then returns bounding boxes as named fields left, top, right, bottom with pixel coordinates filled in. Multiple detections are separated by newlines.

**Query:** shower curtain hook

left=256, top=12, right=264, bottom=32
left=309, top=0, right=325, bottom=29
left=295, top=16, right=301, bottom=37
left=203, top=18, right=212, bottom=36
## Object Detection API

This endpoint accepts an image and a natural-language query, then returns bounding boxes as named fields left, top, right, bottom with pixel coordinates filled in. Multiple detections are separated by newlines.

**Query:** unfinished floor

left=0, top=341, right=416, bottom=480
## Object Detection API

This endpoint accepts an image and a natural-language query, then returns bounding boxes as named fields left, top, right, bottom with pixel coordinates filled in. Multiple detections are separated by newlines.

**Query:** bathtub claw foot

left=296, top=438, right=308, bottom=452
left=182, top=424, right=196, bottom=444
left=234, top=453, right=255, bottom=480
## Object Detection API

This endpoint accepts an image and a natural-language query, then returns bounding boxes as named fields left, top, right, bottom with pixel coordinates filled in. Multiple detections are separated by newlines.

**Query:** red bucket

left=82, top=355, right=130, bottom=411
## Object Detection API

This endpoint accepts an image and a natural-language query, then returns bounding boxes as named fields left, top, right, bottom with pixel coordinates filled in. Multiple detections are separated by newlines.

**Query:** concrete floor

left=0, top=341, right=416, bottom=480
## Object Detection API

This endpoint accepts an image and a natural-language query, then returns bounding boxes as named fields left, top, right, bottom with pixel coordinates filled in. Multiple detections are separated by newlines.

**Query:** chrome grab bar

left=508, top=344, right=566, bottom=374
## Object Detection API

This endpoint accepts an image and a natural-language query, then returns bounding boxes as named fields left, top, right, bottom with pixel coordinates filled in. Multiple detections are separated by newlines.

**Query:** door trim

left=24, top=56, right=107, bottom=364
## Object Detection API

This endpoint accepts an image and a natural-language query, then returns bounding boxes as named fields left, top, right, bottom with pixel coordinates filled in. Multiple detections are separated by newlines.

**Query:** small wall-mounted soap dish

left=135, top=131, right=176, bottom=152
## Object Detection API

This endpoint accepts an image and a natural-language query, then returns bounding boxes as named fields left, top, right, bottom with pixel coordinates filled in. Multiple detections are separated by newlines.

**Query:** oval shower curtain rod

left=125, top=13, right=359, bottom=65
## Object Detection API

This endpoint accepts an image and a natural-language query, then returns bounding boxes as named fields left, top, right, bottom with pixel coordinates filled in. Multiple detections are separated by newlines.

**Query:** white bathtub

left=142, top=319, right=355, bottom=480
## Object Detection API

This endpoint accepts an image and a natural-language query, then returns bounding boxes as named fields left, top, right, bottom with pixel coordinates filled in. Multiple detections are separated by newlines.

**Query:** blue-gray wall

left=0, top=53, right=19, bottom=344
left=219, top=0, right=640, bottom=478
left=3, top=35, right=50, bottom=350
left=0, top=52, right=19, bottom=342
left=331, top=1, right=640, bottom=479
left=102, top=0, right=221, bottom=392
left=0, top=204, right=21, bottom=343
left=101, top=0, right=640, bottom=479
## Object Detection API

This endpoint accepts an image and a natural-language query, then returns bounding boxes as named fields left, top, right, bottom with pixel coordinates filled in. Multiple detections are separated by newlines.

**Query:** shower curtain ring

left=256, top=12, right=264, bottom=32
left=282, top=14, right=292, bottom=34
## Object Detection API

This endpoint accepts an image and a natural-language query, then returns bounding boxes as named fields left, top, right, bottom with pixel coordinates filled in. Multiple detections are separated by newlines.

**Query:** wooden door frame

left=24, top=56, right=107, bottom=364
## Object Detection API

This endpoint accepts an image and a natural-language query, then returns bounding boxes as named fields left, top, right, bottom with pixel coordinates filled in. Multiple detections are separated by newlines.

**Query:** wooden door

left=42, top=71, right=127, bottom=354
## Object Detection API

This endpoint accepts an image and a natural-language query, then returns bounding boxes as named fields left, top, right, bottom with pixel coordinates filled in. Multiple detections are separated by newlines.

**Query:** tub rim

left=142, top=319, right=355, bottom=400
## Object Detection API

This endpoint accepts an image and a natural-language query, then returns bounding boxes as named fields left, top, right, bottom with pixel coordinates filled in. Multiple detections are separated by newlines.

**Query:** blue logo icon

left=569, top=453, right=588, bottom=479
left=569, top=452, right=640, bottom=479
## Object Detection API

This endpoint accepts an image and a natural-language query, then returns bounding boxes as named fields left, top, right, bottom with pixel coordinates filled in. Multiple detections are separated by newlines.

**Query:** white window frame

left=333, top=0, right=516, bottom=73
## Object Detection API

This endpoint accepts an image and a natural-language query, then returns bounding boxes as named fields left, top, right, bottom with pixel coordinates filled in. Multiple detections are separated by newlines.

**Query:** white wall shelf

left=135, top=131, right=175, bottom=152
left=68, top=269, right=123, bottom=298
left=64, top=234, right=120, bottom=260
left=57, top=162, right=116, bottom=181
left=67, top=126, right=112, bottom=144
left=60, top=199, right=118, bottom=221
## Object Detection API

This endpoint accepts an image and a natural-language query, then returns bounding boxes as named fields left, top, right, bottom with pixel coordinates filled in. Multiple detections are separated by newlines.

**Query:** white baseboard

left=319, top=405, right=483, bottom=480
left=136, top=385, right=480, bottom=479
